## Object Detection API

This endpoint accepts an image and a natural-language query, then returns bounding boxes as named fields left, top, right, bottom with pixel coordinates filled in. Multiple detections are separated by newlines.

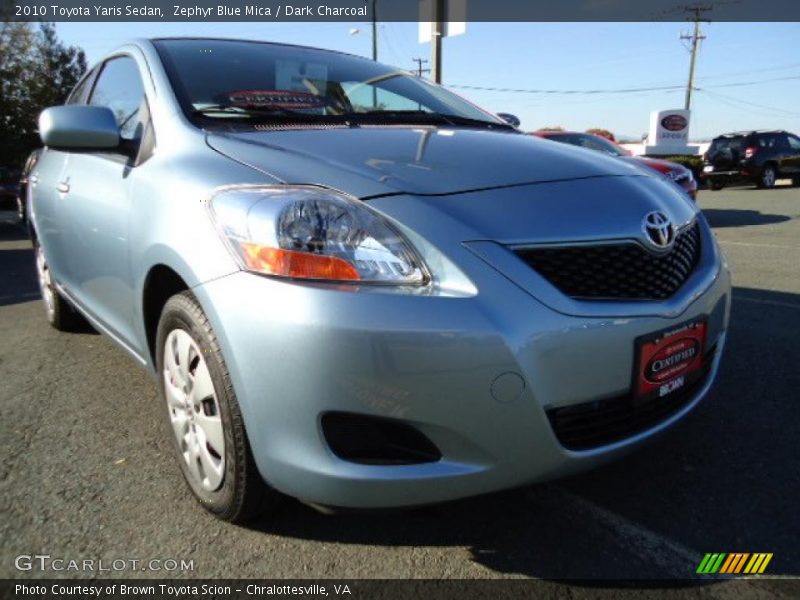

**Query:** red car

left=533, top=131, right=698, bottom=200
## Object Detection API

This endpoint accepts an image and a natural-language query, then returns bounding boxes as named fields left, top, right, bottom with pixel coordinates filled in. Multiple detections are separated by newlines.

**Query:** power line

left=696, top=61, right=800, bottom=82
left=447, top=74, right=800, bottom=96
left=697, top=89, right=800, bottom=118
left=704, top=75, right=800, bottom=89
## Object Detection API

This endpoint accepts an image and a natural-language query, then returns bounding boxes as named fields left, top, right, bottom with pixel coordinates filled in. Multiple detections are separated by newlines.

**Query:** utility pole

left=431, top=0, right=444, bottom=83
left=371, top=0, right=378, bottom=107
left=371, top=0, right=378, bottom=61
left=412, top=57, right=430, bottom=77
left=681, top=6, right=709, bottom=110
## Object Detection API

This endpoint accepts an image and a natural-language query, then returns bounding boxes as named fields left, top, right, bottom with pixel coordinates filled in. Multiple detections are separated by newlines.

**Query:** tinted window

left=153, top=39, right=498, bottom=125
left=546, top=133, right=623, bottom=156
left=788, top=136, right=800, bottom=151
left=89, top=56, right=146, bottom=141
left=709, top=136, right=745, bottom=153
left=756, top=134, right=778, bottom=149
left=67, top=70, right=95, bottom=105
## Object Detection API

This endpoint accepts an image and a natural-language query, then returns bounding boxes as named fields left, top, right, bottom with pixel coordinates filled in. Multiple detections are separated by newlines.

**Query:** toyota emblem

left=642, top=211, right=675, bottom=250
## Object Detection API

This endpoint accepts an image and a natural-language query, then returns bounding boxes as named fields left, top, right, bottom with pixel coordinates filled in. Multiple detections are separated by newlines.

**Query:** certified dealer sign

left=649, top=109, right=691, bottom=147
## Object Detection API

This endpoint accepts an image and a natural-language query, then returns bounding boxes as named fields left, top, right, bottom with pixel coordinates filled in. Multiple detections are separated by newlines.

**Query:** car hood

left=206, top=126, right=640, bottom=198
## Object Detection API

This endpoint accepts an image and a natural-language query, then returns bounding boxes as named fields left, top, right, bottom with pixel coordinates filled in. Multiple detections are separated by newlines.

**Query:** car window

left=88, top=56, right=146, bottom=142
left=66, top=70, right=96, bottom=105
left=341, top=82, right=422, bottom=112
left=709, top=136, right=744, bottom=154
left=756, top=134, right=783, bottom=149
left=788, top=136, right=800, bottom=151
left=580, top=135, right=623, bottom=156
left=154, top=39, right=499, bottom=125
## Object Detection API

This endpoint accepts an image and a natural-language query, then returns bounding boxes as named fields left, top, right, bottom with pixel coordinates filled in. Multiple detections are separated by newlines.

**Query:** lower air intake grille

left=514, top=223, right=701, bottom=300
left=546, top=345, right=716, bottom=451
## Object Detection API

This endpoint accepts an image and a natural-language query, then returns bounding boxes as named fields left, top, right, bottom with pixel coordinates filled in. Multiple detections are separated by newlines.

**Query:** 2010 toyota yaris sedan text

left=29, top=38, right=730, bottom=521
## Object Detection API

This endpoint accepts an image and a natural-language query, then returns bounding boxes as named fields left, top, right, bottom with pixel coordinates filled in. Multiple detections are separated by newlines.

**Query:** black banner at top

left=6, top=0, right=800, bottom=22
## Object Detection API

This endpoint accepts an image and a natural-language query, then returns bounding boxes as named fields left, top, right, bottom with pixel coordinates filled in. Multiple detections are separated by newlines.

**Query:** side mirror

left=497, top=112, right=521, bottom=128
left=39, top=105, right=120, bottom=150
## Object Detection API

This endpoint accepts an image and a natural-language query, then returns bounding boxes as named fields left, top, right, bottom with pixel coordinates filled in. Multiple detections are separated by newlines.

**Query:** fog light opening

left=321, top=412, right=441, bottom=466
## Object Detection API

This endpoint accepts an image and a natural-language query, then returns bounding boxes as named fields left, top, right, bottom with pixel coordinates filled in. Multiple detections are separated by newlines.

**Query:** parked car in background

left=0, top=165, right=22, bottom=217
left=30, top=38, right=729, bottom=522
left=533, top=131, right=698, bottom=200
left=16, top=149, right=42, bottom=224
left=702, top=130, right=800, bottom=190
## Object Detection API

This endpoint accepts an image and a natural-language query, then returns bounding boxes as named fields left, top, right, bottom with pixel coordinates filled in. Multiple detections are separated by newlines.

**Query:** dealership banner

left=7, top=0, right=800, bottom=22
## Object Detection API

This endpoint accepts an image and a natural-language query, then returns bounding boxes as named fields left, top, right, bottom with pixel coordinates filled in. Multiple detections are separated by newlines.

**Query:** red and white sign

left=649, top=109, right=691, bottom=147
left=635, top=320, right=707, bottom=398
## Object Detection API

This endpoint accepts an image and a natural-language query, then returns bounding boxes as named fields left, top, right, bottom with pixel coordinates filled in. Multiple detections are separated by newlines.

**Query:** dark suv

left=703, top=130, right=800, bottom=190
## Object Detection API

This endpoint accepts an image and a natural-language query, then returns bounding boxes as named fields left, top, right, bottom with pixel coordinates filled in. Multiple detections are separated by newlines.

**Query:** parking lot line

left=541, top=485, right=703, bottom=578
left=717, top=241, right=800, bottom=251
left=733, top=296, right=800, bottom=310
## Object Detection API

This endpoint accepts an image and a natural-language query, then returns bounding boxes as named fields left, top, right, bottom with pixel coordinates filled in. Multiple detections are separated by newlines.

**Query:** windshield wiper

left=190, top=103, right=308, bottom=119
left=343, top=110, right=515, bottom=130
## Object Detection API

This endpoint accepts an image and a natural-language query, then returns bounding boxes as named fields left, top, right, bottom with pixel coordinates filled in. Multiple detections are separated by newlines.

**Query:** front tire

left=156, top=292, right=276, bottom=522
left=757, top=164, right=777, bottom=189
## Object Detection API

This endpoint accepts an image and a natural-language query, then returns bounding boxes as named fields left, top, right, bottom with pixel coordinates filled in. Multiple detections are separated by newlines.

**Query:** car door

left=31, top=69, right=97, bottom=281
left=784, top=134, right=800, bottom=176
left=57, top=55, right=151, bottom=351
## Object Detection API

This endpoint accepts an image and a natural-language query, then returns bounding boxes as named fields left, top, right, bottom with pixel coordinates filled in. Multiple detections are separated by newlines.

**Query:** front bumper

left=193, top=221, right=731, bottom=508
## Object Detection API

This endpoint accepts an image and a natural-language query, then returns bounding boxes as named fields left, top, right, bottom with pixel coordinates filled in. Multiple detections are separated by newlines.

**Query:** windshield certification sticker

left=227, top=90, right=325, bottom=109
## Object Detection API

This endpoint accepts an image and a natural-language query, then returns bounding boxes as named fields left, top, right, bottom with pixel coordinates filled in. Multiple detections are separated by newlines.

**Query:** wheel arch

left=142, top=264, right=191, bottom=368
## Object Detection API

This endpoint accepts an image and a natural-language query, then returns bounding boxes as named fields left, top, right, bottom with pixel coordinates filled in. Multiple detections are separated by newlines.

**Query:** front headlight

left=208, top=185, right=428, bottom=285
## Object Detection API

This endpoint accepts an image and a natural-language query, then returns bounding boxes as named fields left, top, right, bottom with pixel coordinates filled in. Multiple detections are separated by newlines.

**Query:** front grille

left=514, top=223, right=701, bottom=300
left=546, top=344, right=716, bottom=451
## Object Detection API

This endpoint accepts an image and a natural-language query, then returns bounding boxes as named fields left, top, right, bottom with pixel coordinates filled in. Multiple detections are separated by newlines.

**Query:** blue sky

left=55, top=21, right=800, bottom=140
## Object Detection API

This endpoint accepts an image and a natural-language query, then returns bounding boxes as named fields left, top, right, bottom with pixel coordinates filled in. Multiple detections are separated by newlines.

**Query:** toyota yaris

left=29, top=38, right=730, bottom=521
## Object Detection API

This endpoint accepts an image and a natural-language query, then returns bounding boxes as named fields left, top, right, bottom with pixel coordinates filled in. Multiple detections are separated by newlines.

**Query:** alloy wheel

left=762, top=166, right=776, bottom=188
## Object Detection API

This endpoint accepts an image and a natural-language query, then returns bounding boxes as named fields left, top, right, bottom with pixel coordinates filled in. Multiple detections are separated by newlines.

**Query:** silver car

left=29, top=38, right=730, bottom=521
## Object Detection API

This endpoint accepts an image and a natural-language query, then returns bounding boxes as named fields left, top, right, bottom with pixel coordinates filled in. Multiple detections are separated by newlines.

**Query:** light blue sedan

left=29, top=38, right=730, bottom=521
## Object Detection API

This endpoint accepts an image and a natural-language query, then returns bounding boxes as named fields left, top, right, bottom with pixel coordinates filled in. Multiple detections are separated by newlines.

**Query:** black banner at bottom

left=4, top=579, right=800, bottom=600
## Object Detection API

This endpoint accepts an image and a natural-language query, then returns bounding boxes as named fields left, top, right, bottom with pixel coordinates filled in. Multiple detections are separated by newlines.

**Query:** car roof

left=714, top=130, right=787, bottom=138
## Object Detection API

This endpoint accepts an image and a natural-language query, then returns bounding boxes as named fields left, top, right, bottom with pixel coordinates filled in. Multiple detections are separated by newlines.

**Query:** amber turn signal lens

left=240, top=243, right=361, bottom=281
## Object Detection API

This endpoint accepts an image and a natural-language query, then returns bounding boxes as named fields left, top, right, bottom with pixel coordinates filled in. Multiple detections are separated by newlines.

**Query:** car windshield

left=546, top=133, right=623, bottom=156
left=154, top=39, right=505, bottom=128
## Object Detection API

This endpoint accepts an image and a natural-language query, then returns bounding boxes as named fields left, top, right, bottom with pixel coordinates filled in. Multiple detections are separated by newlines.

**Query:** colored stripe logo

left=697, top=553, right=773, bottom=574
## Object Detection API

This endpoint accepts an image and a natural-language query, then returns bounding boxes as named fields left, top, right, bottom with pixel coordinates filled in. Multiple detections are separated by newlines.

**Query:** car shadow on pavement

left=0, top=221, right=28, bottom=242
left=246, top=286, right=799, bottom=586
left=0, top=224, right=39, bottom=307
left=702, top=209, right=790, bottom=228
left=0, top=223, right=98, bottom=336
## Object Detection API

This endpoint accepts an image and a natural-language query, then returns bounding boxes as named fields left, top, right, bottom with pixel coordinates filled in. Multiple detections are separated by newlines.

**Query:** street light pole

left=431, top=0, right=444, bottom=83
left=371, top=0, right=378, bottom=61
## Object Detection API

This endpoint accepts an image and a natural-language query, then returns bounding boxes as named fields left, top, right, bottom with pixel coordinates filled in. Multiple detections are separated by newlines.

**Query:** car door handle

left=57, top=181, right=70, bottom=194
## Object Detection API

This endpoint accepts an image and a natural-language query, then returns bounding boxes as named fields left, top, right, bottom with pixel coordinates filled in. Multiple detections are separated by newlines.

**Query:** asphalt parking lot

left=1, top=184, right=798, bottom=595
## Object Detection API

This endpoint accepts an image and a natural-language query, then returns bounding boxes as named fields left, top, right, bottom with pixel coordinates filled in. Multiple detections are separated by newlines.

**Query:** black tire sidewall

left=155, top=293, right=251, bottom=518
